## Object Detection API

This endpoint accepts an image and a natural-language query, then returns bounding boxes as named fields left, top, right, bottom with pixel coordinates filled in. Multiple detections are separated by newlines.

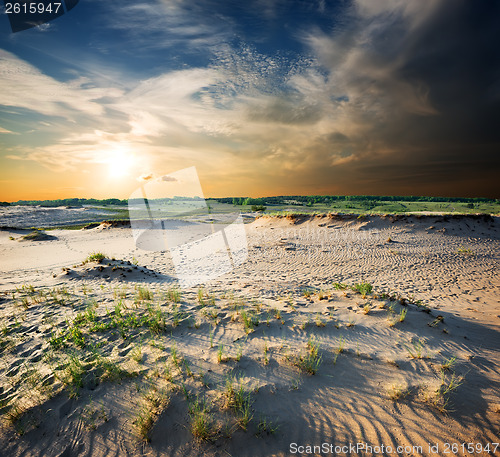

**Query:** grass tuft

left=188, top=396, right=219, bottom=442
left=287, top=338, right=322, bottom=374
left=84, top=252, right=106, bottom=263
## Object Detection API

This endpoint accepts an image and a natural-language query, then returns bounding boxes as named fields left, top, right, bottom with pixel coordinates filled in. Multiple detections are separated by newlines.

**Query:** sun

left=105, top=147, right=136, bottom=179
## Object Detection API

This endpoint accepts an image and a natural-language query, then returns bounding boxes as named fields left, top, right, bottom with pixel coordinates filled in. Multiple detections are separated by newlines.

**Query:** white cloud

left=0, top=50, right=122, bottom=119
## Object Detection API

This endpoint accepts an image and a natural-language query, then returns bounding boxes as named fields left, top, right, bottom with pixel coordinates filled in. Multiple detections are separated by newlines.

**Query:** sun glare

left=105, top=147, right=135, bottom=178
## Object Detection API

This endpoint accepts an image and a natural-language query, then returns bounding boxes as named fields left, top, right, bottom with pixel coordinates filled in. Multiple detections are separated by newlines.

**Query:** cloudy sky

left=0, top=0, right=499, bottom=201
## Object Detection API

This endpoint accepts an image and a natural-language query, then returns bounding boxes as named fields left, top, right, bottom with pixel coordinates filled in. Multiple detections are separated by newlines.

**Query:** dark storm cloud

left=301, top=0, right=500, bottom=197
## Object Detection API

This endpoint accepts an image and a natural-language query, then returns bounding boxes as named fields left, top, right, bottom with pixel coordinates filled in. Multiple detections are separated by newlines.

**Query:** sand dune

left=0, top=215, right=498, bottom=456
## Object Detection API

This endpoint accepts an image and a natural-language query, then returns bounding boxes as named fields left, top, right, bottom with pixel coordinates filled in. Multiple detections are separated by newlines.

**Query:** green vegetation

left=134, top=387, right=170, bottom=441
left=215, top=195, right=500, bottom=215
left=257, top=416, right=280, bottom=436
left=240, top=310, right=259, bottom=333
left=457, top=246, right=474, bottom=256
left=188, top=396, right=219, bottom=442
left=223, top=377, right=253, bottom=430
left=333, top=336, right=345, bottom=364
left=441, top=357, right=458, bottom=372
left=286, top=338, right=322, bottom=374
left=0, top=280, right=473, bottom=444
left=20, top=230, right=52, bottom=241
left=387, top=384, right=410, bottom=401
left=84, top=252, right=106, bottom=263
left=404, top=339, right=429, bottom=359
left=5, top=195, right=499, bottom=217
left=352, top=282, right=373, bottom=297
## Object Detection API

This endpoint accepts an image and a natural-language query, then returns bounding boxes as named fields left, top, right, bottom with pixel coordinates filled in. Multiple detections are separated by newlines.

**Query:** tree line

left=217, top=195, right=498, bottom=206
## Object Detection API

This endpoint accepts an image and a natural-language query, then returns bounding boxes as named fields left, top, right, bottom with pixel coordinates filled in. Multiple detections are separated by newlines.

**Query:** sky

left=0, top=0, right=499, bottom=201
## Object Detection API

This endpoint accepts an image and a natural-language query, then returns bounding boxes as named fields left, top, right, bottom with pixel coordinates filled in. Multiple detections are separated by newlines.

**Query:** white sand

left=0, top=214, right=498, bottom=456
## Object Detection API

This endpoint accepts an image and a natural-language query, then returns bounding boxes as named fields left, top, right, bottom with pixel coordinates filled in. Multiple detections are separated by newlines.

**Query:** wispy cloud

left=0, top=50, right=122, bottom=119
left=91, top=0, right=233, bottom=53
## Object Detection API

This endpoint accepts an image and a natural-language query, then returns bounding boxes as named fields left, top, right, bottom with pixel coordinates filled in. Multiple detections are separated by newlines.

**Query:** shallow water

left=0, top=205, right=120, bottom=229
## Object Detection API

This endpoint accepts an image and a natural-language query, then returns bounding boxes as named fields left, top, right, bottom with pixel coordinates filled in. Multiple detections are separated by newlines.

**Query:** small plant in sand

left=3, top=401, right=26, bottom=429
left=263, top=342, right=269, bottom=365
left=300, top=318, right=310, bottom=330
left=223, top=377, right=253, bottom=430
left=134, top=387, right=170, bottom=441
left=387, top=384, right=410, bottom=401
left=235, top=344, right=243, bottom=362
left=240, top=310, right=259, bottom=333
left=92, top=352, right=132, bottom=382
left=130, top=345, right=144, bottom=364
left=271, top=308, right=281, bottom=320
left=404, top=339, right=429, bottom=359
left=148, top=305, right=166, bottom=334
left=441, top=357, right=457, bottom=372
left=301, top=289, right=313, bottom=298
left=333, top=336, right=345, bottom=364
left=81, top=400, right=109, bottom=430
left=426, top=372, right=464, bottom=413
left=58, top=354, right=85, bottom=398
left=188, top=396, right=219, bottom=442
left=166, top=286, right=181, bottom=303
left=287, top=337, right=322, bottom=375
left=439, top=373, right=464, bottom=395
left=170, top=342, right=181, bottom=367
left=197, top=287, right=206, bottom=305
left=457, top=246, right=474, bottom=256
left=84, top=252, right=106, bottom=263
left=182, top=358, right=194, bottom=378
left=162, top=365, right=174, bottom=382
left=137, top=286, right=153, bottom=301
left=363, top=303, right=371, bottom=315
left=202, top=307, right=218, bottom=324
left=332, top=282, right=348, bottom=290
left=209, top=327, right=215, bottom=348
left=217, top=344, right=225, bottom=364
left=428, top=315, right=444, bottom=327
left=398, top=308, right=408, bottom=322
left=113, top=285, right=128, bottom=299
left=315, top=313, right=326, bottom=327
left=67, top=322, right=86, bottom=348
left=257, top=416, right=280, bottom=436
left=352, top=282, right=373, bottom=298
